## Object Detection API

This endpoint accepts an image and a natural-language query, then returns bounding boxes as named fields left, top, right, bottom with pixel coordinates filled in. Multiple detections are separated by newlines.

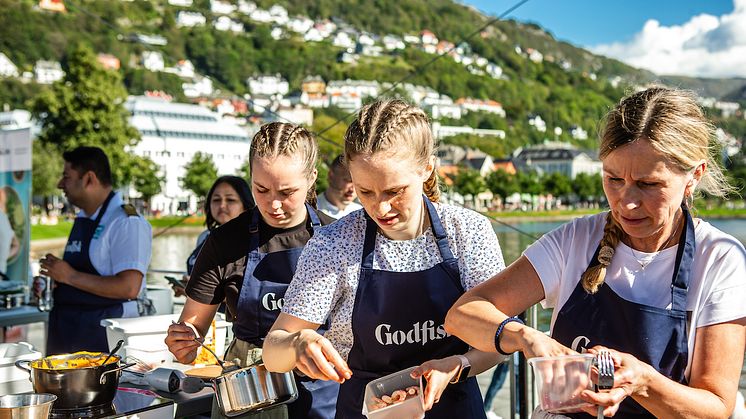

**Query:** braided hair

left=249, top=122, right=319, bottom=207
left=343, top=99, right=440, bottom=202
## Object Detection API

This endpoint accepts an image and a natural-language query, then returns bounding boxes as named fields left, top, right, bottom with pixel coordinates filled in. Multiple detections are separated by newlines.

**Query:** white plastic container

left=363, top=366, right=424, bottom=419
left=0, top=342, right=41, bottom=383
left=527, top=354, right=594, bottom=414
left=123, top=344, right=174, bottom=368
left=101, top=313, right=229, bottom=359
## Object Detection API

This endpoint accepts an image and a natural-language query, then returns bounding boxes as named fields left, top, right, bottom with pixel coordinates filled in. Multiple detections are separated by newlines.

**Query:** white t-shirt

left=315, top=191, right=362, bottom=219
left=283, top=203, right=505, bottom=360
left=524, top=211, right=746, bottom=377
left=73, top=192, right=153, bottom=317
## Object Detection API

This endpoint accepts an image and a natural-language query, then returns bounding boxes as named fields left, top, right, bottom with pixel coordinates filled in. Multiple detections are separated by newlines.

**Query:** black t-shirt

left=185, top=207, right=334, bottom=320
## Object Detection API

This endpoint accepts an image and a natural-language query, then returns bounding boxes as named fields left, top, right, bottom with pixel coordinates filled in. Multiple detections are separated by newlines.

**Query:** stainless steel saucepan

left=214, top=363, right=298, bottom=417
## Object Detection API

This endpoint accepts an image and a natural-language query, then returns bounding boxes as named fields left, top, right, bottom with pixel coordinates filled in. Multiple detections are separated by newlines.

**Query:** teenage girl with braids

left=165, top=123, right=339, bottom=419
left=263, top=99, right=506, bottom=418
left=445, top=87, right=746, bottom=418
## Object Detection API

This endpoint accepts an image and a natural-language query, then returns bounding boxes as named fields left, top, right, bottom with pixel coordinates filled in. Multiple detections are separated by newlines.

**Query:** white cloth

left=524, top=211, right=746, bottom=378
left=74, top=192, right=153, bottom=317
left=283, top=203, right=505, bottom=360
left=315, top=191, right=362, bottom=219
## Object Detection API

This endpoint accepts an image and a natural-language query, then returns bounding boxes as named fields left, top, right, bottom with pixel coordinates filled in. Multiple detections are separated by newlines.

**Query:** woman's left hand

left=410, top=356, right=462, bottom=411
left=578, top=346, right=652, bottom=417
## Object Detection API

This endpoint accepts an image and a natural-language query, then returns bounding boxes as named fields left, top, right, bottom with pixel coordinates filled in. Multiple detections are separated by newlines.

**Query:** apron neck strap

left=305, top=203, right=321, bottom=232
left=93, top=191, right=116, bottom=226
left=425, top=197, right=455, bottom=261
left=361, top=196, right=454, bottom=269
left=670, top=205, right=695, bottom=311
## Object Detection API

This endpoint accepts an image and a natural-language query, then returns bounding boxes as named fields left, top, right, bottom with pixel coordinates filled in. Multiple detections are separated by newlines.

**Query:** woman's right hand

left=165, top=321, right=202, bottom=364
left=518, top=326, right=577, bottom=360
left=293, top=329, right=351, bottom=384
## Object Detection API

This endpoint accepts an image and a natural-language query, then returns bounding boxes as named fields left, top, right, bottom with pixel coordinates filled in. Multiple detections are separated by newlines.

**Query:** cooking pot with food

left=15, top=352, right=134, bottom=410
left=214, top=363, right=298, bottom=417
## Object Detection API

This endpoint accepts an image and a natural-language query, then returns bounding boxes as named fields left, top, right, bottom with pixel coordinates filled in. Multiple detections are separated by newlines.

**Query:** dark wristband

left=494, top=316, right=525, bottom=355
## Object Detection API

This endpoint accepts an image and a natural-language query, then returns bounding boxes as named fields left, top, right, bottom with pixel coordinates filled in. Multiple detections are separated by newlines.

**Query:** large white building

left=512, top=142, right=602, bottom=179
left=125, top=96, right=250, bottom=214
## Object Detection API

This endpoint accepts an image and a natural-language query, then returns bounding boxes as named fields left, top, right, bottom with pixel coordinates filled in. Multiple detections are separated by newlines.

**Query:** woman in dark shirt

left=165, top=123, right=338, bottom=419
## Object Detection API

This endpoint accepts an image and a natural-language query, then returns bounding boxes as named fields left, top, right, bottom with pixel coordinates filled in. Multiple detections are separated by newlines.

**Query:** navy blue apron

left=335, top=197, right=486, bottom=419
left=552, top=207, right=694, bottom=418
left=47, top=192, right=127, bottom=355
left=233, top=204, right=339, bottom=419
left=186, top=231, right=209, bottom=275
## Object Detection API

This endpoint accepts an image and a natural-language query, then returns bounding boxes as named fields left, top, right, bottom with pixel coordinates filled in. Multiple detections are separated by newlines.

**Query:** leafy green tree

left=485, top=169, right=517, bottom=209
left=516, top=170, right=542, bottom=210
left=131, top=156, right=164, bottom=208
left=181, top=152, right=218, bottom=200
left=32, top=140, right=63, bottom=214
left=573, top=172, right=603, bottom=205
left=315, top=161, right=329, bottom=195
left=30, top=44, right=140, bottom=186
left=235, top=159, right=251, bottom=182
left=542, top=172, right=572, bottom=197
left=452, top=168, right=485, bottom=208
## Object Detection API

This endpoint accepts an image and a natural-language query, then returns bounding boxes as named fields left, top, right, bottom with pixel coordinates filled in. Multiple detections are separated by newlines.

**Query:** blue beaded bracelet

left=494, top=316, right=525, bottom=355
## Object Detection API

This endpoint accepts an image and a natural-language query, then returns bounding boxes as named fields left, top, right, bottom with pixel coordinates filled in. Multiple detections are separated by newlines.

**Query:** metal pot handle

left=99, top=362, right=137, bottom=385
left=14, top=359, right=32, bottom=372
left=14, top=360, right=33, bottom=383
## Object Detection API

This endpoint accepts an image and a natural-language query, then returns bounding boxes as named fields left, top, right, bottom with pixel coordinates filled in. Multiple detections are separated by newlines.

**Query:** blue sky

left=464, top=0, right=746, bottom=78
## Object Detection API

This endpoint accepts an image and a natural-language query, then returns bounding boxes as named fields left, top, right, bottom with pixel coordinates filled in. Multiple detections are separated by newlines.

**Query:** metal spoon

left=102, top=339, right=125, bottom=366
left=193, top=338, right=227, bottom=370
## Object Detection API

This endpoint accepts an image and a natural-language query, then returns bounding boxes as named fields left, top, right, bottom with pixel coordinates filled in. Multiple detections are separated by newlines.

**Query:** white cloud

left=591, top=0, right=746, bottom=78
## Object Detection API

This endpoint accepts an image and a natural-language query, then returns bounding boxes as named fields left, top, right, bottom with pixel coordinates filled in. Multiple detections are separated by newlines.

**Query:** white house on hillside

left=142, top=51, right=165, bottom=71
left=431, top=122, right=505, bottom=140
left=34, top=60, right=64, bottom=84
left=247, top=74, right=289, bottom=96
left=182, top=75, right=213, bottom=98
left=177, top=11, right=206, bottom=27
left=210, top=0, right=236, bottom=14
left=327, top=79, right=380, bottom=99
left=125, top=96, right=250, bottom=214
left=456, top=98, right=505, bottom=117
left=0, top=53, right=19, bottom=78
left=168, top=0, right=192, bottom=6
left=214, top=16, right=244, bottom=32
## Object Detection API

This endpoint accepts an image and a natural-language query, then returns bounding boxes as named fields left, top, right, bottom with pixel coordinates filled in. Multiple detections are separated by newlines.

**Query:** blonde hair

left=581, top=86, right=734, bottom=294
left=343, top=99, right=440, bottom=202
left=249, top=122, right=319, bottom=206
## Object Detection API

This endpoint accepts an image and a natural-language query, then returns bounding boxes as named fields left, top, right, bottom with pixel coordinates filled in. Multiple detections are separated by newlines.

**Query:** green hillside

left=1, top=0, right=744, bottom=156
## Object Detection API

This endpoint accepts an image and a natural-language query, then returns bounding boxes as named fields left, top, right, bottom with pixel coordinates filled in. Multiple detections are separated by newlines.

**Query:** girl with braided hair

left=264, top=99, right=506, bottom=418
left=166, top=122, right=339, bottom=419
left=446, top=87, right=746, bottom=418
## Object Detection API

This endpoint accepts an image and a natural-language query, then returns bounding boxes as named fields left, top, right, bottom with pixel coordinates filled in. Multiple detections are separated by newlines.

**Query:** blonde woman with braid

left=165, top=123, right=339, bottom=419
left=445, top=87, right=746, bottom=418
left=264, top=99, right=506, bottom=418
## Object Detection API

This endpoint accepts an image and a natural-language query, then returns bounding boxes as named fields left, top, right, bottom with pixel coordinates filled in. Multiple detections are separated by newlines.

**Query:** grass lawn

left=31, top=215, right=206, bottom=241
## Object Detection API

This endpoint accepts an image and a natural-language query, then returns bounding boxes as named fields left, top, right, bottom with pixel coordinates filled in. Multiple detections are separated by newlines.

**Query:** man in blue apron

left=40, top=146, right=152, bottom=355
